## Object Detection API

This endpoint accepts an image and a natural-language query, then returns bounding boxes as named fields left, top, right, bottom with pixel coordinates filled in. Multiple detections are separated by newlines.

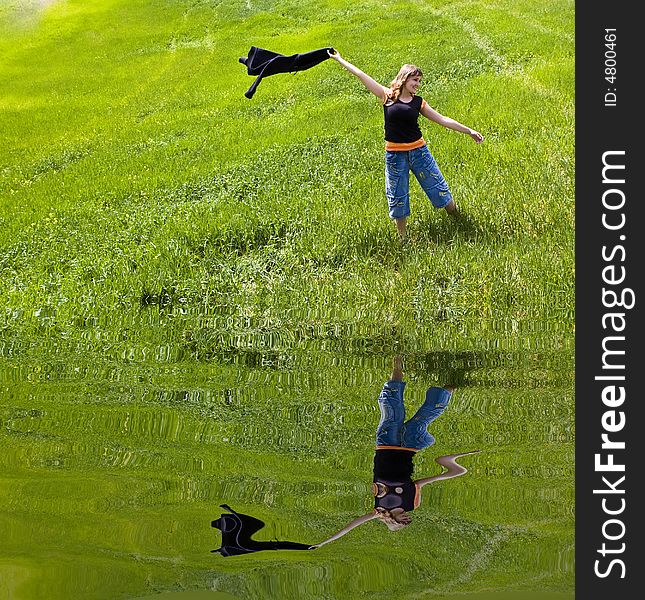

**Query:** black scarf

left=239, top=46, right=334, bottom=98
left=211, top=504, right=312, bottom=555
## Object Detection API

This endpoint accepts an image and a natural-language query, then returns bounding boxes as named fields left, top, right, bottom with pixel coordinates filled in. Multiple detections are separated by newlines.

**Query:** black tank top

left=384, top=96, right=424, bottom=143
left=373, top=449, right=417, bottom=512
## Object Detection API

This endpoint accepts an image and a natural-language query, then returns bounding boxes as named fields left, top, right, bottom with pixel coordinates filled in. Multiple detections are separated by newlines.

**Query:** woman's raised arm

left=328, top=50, right=390, bottom=102
left=309, top=511, right=378, bottom=549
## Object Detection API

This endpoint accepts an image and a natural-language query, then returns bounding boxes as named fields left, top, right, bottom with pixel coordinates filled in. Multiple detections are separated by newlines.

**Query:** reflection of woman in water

left=311, top=356, right=479, bottom=548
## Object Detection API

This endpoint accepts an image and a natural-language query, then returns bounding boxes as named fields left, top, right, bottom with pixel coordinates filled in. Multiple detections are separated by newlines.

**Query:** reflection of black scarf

left=211, top=504, right=311, bottom=556
left=239, top=46, right=334, bottom=99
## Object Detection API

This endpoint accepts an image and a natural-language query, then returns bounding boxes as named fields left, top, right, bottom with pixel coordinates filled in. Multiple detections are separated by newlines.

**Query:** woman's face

left=404, top=74, right=422, bottom=96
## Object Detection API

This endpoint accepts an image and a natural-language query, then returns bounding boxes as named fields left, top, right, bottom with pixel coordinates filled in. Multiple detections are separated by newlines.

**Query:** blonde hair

left=387, top=64, right=423, bottom=102
left=383, top=519, right=409, bottom=532
left=375, top=508, right=412, bottom=531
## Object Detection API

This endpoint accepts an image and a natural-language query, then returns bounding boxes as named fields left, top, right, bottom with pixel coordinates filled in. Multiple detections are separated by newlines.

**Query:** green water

left=0, top=317, right=573, bottom=599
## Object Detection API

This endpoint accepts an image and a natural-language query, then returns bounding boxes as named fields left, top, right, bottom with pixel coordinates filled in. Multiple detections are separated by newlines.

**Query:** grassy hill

left=0, top=0, right=574, bottom=355
left=0, top=1, right=574, bottom=599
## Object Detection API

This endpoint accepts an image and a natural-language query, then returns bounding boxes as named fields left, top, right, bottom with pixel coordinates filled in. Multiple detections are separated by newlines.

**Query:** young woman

left=328, top=50, right=484, bottom=240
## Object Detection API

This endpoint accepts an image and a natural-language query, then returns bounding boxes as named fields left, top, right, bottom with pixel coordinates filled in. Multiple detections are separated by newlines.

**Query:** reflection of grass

left=0, top=0, right=573, bottom=358
left=2, top=354, right=573, bottom=598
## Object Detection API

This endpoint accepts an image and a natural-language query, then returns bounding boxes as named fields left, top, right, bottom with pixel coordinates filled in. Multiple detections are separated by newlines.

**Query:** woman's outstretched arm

left=420, top=104, right=484, bottom=143
left=415, top=450, right=481, bottom=488
left=328, top=50, right=390, bottom=101
left=309, top=511, right=379, bottom=549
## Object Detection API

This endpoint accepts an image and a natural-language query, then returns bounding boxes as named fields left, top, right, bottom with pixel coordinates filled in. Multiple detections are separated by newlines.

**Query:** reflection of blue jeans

left=376, top=381, right=452, bottom=450
left=385, top=145, right=453, bottom=219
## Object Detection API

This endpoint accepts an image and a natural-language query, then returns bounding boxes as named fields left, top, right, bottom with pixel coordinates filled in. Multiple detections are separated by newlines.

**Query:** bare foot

left=445, top=199, right=459, bottom=216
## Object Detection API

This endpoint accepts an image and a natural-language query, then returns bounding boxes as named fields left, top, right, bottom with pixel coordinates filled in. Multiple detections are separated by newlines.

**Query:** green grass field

left=0, top=1, right=574, bottom=598
left=0, top=0, right=574, bottom=355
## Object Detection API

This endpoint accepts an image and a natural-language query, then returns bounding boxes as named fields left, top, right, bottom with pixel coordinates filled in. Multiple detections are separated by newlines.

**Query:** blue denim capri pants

left=385, top=145, right=453, bottom=219
left=376, top=381, right=452, bottom=451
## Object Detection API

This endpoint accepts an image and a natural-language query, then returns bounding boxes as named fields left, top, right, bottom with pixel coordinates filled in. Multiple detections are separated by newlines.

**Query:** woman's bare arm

left=415, top=451, right=481, bottom=488
left=328, top=50, right=390, bottom=102
left=420, top=103, right=484, bottom=143
left=309, top=511, right=378, bottom=549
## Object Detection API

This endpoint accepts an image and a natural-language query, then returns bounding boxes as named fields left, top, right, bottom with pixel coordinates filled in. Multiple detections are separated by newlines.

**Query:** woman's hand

left=468, top=129, right=484, bottom=143
left=328, top=48, right=341, bottom=61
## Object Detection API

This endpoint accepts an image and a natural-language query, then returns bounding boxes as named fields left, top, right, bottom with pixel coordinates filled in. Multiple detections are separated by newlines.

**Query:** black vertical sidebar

left=576, top=4, right=643, bottom=599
